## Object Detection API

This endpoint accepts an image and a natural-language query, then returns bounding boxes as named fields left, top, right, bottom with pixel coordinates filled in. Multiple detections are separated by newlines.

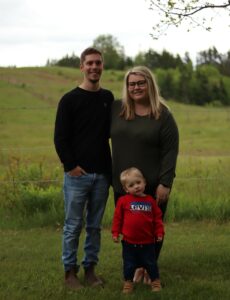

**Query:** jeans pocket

left=66, top=172, right=82, bottom=178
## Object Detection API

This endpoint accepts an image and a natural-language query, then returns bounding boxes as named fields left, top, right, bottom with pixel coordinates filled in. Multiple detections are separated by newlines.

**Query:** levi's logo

left=130, top=202, right=151, bottom=212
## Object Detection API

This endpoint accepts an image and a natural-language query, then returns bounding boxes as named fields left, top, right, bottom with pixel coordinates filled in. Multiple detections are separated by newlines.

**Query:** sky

left=0, top=0, right=229, bottom=67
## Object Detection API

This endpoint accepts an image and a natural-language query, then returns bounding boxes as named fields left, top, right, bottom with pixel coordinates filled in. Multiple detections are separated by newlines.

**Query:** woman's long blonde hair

left=120, top=66, right=168, bottom=120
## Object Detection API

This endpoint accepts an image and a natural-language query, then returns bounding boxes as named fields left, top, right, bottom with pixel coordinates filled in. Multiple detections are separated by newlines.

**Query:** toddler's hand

left=156, top=236, right=163, bottom=242
left=112, top=235, right=119, bottom=243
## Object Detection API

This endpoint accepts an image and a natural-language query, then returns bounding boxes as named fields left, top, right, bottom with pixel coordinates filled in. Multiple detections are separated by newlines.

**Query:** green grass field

left=0, top=222, right=230, bottom=300
left=0, top=67, right=230, bottom=299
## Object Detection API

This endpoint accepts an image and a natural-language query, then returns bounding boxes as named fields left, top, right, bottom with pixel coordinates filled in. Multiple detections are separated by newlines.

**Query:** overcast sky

left=0, top=0, right=229, bottom=67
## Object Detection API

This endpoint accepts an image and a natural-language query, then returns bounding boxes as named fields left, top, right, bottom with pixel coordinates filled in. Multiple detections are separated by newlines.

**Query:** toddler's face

left=124, top=175, right=146, bottom=197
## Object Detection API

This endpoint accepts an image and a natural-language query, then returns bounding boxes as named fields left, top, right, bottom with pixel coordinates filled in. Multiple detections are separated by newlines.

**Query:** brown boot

left=65, top=268, right=83, bottom=290
left=84, top=264, right=103, bottom=287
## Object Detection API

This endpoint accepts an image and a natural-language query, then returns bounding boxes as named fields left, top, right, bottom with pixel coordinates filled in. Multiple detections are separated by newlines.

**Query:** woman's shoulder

left=160, top=104, right=178, bottom=130
left=160, top=104, right=174, bottom=120
left=112, top=100, right=122, bottom=112
left=112, top=99, right=122, bottom=107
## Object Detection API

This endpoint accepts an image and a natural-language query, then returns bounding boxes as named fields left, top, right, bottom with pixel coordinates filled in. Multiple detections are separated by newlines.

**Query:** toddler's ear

left=123, top=186, right=128, bottom=193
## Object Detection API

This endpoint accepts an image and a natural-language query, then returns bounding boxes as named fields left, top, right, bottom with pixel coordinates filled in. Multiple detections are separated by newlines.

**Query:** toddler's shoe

left=151, top=278, right=162, bottom=292
left=122, top=280, right=134, bottom=294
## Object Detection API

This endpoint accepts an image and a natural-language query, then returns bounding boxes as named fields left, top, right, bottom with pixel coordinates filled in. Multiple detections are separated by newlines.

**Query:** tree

left=134, top=49, right=183, bottom=70
left=148, top=0, right=230, bottom=39
left=177, top=53, right=193, bottom=103
left=134, top=52, right=146, bottom=65
left=92, top=34, right=126, bottom=70
left=191, top=65, right=228, bottom=105
left=156, top=68, right=179, bottom=99
left=46, top=53, right=80, bottom=68
left=56, top=53, right=80, bottom=68
left=197, top=47, right=222, bottom=66
left=197, top=47, right=230, bottom=76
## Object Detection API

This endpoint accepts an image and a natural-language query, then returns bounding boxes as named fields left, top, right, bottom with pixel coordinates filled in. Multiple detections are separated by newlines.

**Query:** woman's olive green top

left=111, top=100, right=179, bottom=194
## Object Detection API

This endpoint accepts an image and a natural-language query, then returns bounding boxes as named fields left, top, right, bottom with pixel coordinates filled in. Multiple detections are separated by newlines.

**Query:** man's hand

left=68, top=166, right=87, bottom=177
left=155, top=184, right=170, bottom=205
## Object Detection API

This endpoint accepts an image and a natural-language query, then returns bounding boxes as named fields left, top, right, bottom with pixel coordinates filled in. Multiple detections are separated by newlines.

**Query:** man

left=54, top=47, right=114, bottom=290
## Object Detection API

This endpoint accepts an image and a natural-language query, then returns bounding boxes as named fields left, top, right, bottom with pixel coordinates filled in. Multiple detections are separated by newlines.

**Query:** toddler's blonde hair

left=120, top=167, right=145, bottom=188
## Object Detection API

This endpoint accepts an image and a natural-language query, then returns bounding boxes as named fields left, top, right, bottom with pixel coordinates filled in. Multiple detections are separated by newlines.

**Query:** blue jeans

left=62, top=172, right=109, bottom=272
left=122, top=241, right=159, bottom=281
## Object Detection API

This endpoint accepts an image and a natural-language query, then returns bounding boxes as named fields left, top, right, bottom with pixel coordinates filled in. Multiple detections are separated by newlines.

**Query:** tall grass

left=0, top=156, right=229, bottom=228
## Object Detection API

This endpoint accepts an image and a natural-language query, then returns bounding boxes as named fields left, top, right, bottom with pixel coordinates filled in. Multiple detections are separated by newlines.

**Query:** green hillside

left=0, top=66, right=230, bottom=224
left=0, top=66, right=229, bottom=159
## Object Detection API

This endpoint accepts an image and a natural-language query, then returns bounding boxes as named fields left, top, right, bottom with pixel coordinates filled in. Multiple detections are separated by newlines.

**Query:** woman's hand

left=155, top=184, right=170, bottom=205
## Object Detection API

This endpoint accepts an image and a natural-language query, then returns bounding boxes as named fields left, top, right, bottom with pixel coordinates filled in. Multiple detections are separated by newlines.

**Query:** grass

left=0, top=67, right=229, bottom=164
left=0, top=66, right=230, bottom=225
left=0, top=222, right=229, bottom=300
left=0, top=67, right=230, bottom=298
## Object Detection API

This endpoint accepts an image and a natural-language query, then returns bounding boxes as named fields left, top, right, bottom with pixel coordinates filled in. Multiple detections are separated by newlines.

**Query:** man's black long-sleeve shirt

left=54, top=87, right=114, bottom=173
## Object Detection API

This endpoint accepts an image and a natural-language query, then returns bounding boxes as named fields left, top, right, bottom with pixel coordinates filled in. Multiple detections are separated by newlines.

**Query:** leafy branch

left=149, top=0, right=230, bottom=39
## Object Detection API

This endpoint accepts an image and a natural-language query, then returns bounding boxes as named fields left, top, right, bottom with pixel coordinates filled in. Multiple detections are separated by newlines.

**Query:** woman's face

left=127, top=74, right=148, bottom=104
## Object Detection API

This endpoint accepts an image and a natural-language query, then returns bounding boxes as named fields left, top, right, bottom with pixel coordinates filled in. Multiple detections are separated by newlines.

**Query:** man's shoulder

left=60, top=87, right=79, bottom=101
left=60, top=87, right=96, bottom=107
left=100, top=88, right=114, bottom=101
left=65, top=86, right=86, bottom=96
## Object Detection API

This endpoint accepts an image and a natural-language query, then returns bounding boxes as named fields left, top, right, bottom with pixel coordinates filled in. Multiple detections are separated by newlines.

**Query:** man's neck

left=79, top=81, right=100, bottom=92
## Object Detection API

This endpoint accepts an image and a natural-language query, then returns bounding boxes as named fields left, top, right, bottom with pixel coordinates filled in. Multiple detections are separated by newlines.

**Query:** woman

left=111, top=66, right=179, bottom=283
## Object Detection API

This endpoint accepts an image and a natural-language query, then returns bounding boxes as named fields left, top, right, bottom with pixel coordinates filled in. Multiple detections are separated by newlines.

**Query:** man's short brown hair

left=80, top=47, right=103, bottom=64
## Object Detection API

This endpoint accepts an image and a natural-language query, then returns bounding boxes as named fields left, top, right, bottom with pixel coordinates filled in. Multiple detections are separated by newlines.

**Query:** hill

left=0, top=67, right=229, bottom=224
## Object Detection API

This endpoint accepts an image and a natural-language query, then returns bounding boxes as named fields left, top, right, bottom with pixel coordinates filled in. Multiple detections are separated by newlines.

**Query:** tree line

left=46, top=34, right=230, bottom=106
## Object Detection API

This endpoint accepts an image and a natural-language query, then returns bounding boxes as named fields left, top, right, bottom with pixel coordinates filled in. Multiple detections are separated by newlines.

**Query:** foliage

left=92, top=34, right=127, bottom=70
left=197, top=46, right=230, bottom=76
left=0, top=162, right=63, bottom=228
left=154, top=63, right=229, bottom=105
left=191, top=65, right=229, bottom=105
left=42, top=33, right=230, bottom=102
left=46, top=53, right=80, bottom=68
left=1, top=156, right=230, bottom=228
left=148, top=0, right=230, bottom=39
left=134, top=49, right=184, bottom=70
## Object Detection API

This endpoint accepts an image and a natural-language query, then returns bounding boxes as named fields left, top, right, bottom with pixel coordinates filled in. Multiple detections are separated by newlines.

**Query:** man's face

left=80, top=53, right=103, bottom=83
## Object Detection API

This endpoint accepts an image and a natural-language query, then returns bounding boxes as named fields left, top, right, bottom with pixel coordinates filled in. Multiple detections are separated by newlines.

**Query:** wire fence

left=0, top=106, right=229, bottom=112
left=1, top=106, right=229, bottom=183
left=0, top=176, right=228, bottom=185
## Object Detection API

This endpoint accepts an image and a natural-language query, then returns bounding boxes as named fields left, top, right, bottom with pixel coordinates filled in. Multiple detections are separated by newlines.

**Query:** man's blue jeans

left=62, top=172, right=109, bottom=272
